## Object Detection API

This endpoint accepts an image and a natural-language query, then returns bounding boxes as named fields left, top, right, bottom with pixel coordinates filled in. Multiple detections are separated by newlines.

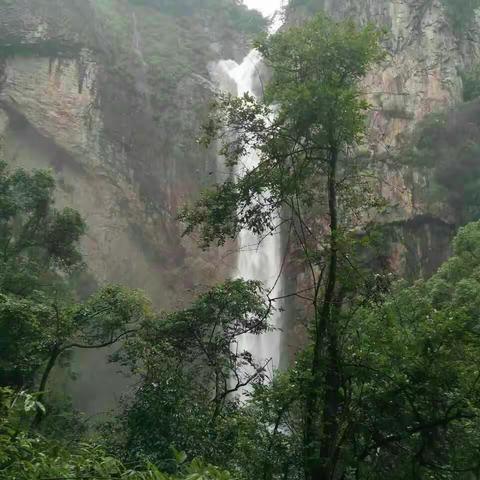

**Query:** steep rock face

left=288, top=0, right=480, bottom=276
left=0, top=0, right=88, bottom=53
left=0, top=0, right=257, bottom=303
left=281, top=0, right=480, bottom=356
left=0, top=54, right=182, bottom=303
left=0, top=0, right=259, bottom=412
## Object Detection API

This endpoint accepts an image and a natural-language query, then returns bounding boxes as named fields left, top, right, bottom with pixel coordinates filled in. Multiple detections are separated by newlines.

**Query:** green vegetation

left=0, top=163, right=257, bottom=477
left=344, top=220, right=480, bottom=477
left=180, top=10, right=480, bottom=479
left=4, top=8, right=480, bottom=480
left=181, top=11, right=387, bottom=479
left=461, top=63, right=480, bottom=101
left=440, top=0, right=480, bottom=32
left=109, top=279, right=273, bottom=472
left=402, top=100, right=480, bottom=224
left=0, top=163, right=154, bottom=427
left=0, top=161, right=85, bottom=388
left=0, top=387, right=231, bottom=479
left=127, top=0, right=267, bottom=35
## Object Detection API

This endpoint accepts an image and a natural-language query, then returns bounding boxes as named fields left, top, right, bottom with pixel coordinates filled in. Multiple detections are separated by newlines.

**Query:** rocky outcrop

left=0, top=0, right=258, bottom=412
left=0, top=0, right=255, bottom=304
left=278, top=0, right=480, bottom=362
left=288, top=0, right=480, bottom=275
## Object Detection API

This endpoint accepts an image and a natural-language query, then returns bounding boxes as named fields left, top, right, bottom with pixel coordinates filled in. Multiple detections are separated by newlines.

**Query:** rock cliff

left=288, top=0, right=480, bottom=277
left=0, top=0, right=263, bottom=412
left=280, top=0, right=480, bottom=355
left=0, top=0, right=263, bottom=304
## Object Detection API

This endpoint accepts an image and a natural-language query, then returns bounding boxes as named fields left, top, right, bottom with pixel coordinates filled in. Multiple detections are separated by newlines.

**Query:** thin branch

left=61, top=329, right=139, bottom=352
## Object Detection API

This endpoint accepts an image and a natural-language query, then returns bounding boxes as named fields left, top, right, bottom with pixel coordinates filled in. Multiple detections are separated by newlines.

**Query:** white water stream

left=215, top=1, right=285, bottom=377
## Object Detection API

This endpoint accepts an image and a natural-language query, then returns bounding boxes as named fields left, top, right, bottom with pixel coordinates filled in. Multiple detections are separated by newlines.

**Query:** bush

left=461, top=64, right=480, bottom=101
left=0, top=388, right=232, bottom=480
left=441, top=0, right=480, bottom=32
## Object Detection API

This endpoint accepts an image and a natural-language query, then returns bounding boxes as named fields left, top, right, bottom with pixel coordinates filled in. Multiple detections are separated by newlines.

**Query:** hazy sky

left=243, top=0, right=284, bottom=18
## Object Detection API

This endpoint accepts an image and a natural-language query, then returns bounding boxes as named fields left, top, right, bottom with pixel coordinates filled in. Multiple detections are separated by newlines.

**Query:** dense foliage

left=179, top=9, right=480, bottom=479
left=109, top=279, right=273, bottom=471
left=127, top=0, right=267, bottom=35
left=0, top=162, right=85, bottom=387
left=0, top=388, right=231, bottom=480
left=0, top=163, right=156, bottom=430
left=181, top=13, right=385, bottom=479
left=402, top=100, right=480, bottom=224
left=0, top=162, right=279, bottom=479
left=344, top=220, right=480, bottom=477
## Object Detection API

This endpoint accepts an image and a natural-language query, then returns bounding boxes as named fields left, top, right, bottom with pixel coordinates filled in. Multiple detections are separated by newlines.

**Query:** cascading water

left=131, top=12, right=150, bottom=104
left=214, top=1, right=285, bottom=377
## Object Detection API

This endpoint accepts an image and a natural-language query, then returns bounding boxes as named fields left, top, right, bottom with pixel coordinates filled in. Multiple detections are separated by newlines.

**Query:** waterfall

left=131, top=12, right=150, bottom=102
left=214, top=1, right=285, bottom=377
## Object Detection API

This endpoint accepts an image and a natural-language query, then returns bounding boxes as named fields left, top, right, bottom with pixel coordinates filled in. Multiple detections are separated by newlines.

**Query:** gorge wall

left=280, top=0, right=480, bottom=353
left=0, top=0, right=262, bottom=305
left=1, top=0, right=479, bottom=410
left=0, top=0, right=263, bottom=412
left=288, top=0, right=480, bottom=278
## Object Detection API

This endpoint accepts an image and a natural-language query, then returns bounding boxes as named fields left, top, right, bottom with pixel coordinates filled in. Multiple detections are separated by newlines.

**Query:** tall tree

left=0, top=162, right=86, bottom=388
left=0, top=161, right=85, bottom=299
left=111, top=279, right=273, bottom=471
left=180, top=13, right=384, bottom=480
left=0, top=162, right=154, bottom=427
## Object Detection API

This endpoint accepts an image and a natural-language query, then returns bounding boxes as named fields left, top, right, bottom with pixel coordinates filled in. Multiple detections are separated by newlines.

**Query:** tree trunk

left=32, top=346, right=61, bottom=428
left=304, top=148, right=341, bottom=480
